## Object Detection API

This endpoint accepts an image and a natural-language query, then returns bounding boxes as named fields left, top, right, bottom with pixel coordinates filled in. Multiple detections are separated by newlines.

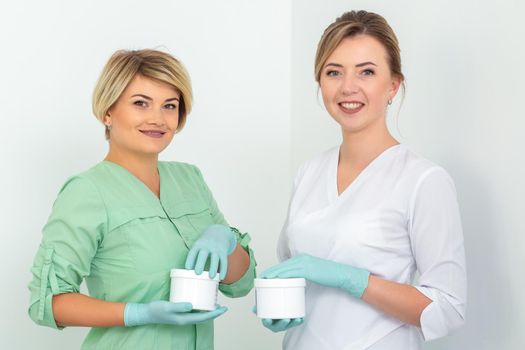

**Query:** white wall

left=2, top=0, right=524, bottom=349
left=0, top=1, right=288, bottom=349
left=291, top=0, right=525, bottom=349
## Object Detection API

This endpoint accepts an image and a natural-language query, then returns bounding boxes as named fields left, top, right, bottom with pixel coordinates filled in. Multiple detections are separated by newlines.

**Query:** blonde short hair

left=92, top=49, right=193, bottom=139
left=314, top=11, right=405, bottom=87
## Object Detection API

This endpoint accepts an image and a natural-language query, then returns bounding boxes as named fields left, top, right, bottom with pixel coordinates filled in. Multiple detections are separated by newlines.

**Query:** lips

left=338, top=101, right=364, bottom=114
left=139, top=130, right=166, bottom=138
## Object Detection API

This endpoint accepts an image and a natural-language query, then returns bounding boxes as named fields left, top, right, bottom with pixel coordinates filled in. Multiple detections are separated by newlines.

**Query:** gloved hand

left=185, top=224, right=237, bottom=280
left=261, top=254, right=370, bottom=299
left=252, top=306, right=303, bottom=333
left=262, top=318, right=304, bottom=332
left=124, top=301, right=227, bottom=327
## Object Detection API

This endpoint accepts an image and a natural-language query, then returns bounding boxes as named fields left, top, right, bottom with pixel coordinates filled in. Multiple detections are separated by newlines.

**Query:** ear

left=389, top=75, right=402, bottom=101
left=103, top=112, right=111, bottom=126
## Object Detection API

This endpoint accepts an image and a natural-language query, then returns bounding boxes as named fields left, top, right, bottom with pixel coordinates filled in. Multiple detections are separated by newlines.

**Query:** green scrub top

left=28, top=161, right=256, bottom=350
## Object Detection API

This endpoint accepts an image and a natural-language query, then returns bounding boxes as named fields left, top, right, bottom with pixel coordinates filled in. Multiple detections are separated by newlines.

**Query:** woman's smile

left=139, top=129, right=167, bottom=138
left=338, top=101, right=365, bottom=114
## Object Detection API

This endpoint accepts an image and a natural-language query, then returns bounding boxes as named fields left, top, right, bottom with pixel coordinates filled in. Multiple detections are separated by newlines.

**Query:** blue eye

left=326, top=70, right=341, bottom=77
left=361, top=69, right=375, bottom=76
left=164, top=103, right=178, bottom=110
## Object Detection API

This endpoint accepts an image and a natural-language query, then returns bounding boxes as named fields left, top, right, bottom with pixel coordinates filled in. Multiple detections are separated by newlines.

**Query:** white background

left=1, top=0, right=523, bottom=349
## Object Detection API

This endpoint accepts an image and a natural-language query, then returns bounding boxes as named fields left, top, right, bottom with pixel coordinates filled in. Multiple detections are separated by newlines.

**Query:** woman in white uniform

left=260, top=10, right=467, bottom=349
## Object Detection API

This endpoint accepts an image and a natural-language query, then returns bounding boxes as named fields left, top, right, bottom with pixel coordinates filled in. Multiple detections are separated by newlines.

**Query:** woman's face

left=319, top=35, right=400, bottom=135
left=105, top=74, right=180, bottom=158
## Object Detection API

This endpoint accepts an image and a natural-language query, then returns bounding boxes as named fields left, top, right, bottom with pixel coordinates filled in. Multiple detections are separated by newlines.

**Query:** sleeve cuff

left=219, top=228, right=256, bottom=298
left=28, top=293, right=64, bottom=330
left=28, top=245, right=77, bottom=330
left=416, top=286, right=466, bottom=341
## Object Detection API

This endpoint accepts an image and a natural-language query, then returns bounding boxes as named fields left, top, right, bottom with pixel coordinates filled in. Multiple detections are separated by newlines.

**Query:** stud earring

left=388, top=99, right=393, bottom=105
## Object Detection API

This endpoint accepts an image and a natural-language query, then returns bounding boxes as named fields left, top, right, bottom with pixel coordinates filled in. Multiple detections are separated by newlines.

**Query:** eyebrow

left=356, top=61, right=377, bottom=68
left=324, top=61, right=377, bottom=68
left=131, top=94, right=180, bottom=102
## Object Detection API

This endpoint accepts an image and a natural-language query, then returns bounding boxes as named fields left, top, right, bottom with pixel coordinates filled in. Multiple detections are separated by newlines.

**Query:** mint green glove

left=185, top=224, right=237, bottom=280
left=252, top=306, right=303, bottom=333
left=261, top=254, right=370, bottom=298
left=262, top=318, right=304, bottom=332
left=124, top=301, right=227, bottom=327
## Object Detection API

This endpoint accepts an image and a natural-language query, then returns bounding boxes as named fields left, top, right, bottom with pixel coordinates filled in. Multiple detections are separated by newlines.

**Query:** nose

left=146, top=107, right=166, bottom=126
left=340, top=74, right=360, bottom=96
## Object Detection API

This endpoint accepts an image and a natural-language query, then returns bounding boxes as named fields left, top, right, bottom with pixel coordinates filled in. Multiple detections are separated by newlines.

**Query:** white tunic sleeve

left=277, top=162, right=309, bottom=262
left=277, top=218, right=292, bottom=262
left=408, top=167, right=467, bottom=341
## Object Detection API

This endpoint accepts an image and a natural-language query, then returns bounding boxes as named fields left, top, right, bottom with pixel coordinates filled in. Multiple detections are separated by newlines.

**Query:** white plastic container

left=170, top=269, right=219, bottom=311
left=255, top=278, right=306, bottom=319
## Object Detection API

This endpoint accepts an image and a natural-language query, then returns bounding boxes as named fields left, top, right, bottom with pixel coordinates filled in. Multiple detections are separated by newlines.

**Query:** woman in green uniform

left=28, top=49, right=256, bottom=349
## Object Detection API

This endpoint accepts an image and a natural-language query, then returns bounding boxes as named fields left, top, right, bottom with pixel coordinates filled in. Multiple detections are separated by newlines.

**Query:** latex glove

left=185, top=224, right=237, bottom=280
left=262, top=318, right=304, bottom=332
left=261, top=254, right=370, bottom=299
left=124, top=301, right=227, bottom=327
left=252, top=306, right=303, bottom=333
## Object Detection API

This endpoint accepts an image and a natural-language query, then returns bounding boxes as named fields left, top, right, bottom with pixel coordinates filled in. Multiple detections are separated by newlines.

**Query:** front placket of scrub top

left=157, top=163, right=213, bottom=250
left=156, top=164, right=194, bottom=250
left=157, top=165, right=218, bottom=350
left=155, top=164, right=220, bottom=350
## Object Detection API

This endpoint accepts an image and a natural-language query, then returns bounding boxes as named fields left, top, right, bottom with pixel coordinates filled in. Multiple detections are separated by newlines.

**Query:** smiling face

left=104, top=74, right=180, bottom=159
left=319, top=35, right=400, bottom=135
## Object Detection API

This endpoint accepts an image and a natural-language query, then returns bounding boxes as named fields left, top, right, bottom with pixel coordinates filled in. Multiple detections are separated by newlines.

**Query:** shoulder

left=58, top=164, right=105, bottom=196
left=395, top=146, right=456, bottom=197
left=302, top=146, right=338, bottom=169
left=51, top=165, right=107, bottom=213
left=396, top=145, right=452, bottom=182
left=294, top=146, right=338, bottom=181
left=58, top=162, right=128, bottom=193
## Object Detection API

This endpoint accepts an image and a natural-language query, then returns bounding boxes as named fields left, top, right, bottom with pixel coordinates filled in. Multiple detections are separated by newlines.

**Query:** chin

left=331, top=116, right=364, bottom=132
left=147, top=146, right=168, bottom=155
left=143, top=139, right=172, bottom=152
left=133, top=144, right=168, bottom=156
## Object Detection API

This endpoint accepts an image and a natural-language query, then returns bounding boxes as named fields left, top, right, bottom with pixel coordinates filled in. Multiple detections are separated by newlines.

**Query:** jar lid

left=254, top=277, right=306, bottom=288
left=170, top=268, right=220, bottom=281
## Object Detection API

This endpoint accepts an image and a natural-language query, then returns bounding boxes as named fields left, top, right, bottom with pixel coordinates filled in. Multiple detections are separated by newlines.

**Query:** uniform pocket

left=164, top=201, right=215, bottom=247
left=108, top=206, right=181, bottom=274
left=117, top=216, right=187, bottom=274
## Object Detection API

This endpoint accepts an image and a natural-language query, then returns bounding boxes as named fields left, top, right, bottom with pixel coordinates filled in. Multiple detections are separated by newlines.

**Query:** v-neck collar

left=101, top=160, right=165, bottom=204
left=328, top=144, right=402, bottom=202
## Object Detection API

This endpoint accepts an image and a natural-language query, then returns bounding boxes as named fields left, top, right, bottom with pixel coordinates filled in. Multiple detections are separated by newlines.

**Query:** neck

left=339, top=122, right=398, bottom=168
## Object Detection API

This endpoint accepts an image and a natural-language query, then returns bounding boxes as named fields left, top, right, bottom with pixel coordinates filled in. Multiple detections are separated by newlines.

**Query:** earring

left=388, top=99, right=393, bottom=105
left=105, top=114, right=112, bottom=131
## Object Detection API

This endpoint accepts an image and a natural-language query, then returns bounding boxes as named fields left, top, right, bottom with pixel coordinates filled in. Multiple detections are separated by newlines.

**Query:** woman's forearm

left=222, top=243, right=250, bottom=284
left=361, top=275, right=432, bottom=327
left=52, top=293, right=126, bottom=327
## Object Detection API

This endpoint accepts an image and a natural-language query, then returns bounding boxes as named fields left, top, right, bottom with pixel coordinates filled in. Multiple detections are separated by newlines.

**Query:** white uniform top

left=277, top=144, right=466, bottom=350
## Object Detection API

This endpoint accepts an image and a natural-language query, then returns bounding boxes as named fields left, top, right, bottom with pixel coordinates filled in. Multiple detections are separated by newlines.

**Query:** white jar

left=255, top=278, right=306, bottom=319
left=169, top=269, right=219, bottom=311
